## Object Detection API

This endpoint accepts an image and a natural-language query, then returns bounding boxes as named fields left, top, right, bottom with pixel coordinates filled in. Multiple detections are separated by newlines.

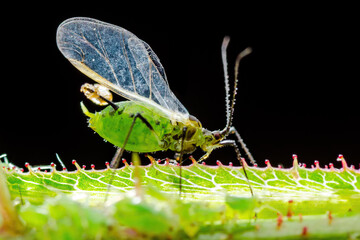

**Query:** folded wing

left=56, top=17, right=189, bottom=122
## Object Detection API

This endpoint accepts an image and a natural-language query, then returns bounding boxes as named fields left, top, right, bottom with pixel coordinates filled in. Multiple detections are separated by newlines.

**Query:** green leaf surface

left=1, top=155, right=360, bottom=239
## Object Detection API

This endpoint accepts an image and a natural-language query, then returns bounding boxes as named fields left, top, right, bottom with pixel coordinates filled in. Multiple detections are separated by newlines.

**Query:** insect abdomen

left=84, top=101, right=180, bottom=152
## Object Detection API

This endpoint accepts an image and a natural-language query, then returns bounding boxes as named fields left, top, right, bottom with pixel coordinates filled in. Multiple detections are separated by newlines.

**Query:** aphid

left=56, top=17, right=255, bottom=194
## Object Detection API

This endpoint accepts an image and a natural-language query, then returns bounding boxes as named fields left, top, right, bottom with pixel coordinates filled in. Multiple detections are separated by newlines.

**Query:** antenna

left=230, top=47, right=252, bottom=128
left=221, top=36, right=231, bottom=130
left=219, top=38, right=255, bottom=164
left=221, top=41, right=252, bottom=137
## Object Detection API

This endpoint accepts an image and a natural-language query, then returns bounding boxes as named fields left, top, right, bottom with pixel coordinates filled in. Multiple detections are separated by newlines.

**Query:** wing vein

left=149, top=59, right=152, bottom=99
left=78, top=32, right=120, bottom=86
left=95, top=29, right=121, bottom=86
left=120, top=33, right=137, bottom=93
left=145, top=55, right=169, bottom=109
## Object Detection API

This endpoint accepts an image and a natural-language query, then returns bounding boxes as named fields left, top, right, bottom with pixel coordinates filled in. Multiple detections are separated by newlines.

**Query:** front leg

left=218, top=139, right=254, bottom=196
left=229, top=126, right=256, bottom=165
left=198, top=149, right=214, bottom=162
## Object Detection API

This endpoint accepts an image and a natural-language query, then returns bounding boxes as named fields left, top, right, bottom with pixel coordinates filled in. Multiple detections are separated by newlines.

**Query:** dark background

left=1, top=4, right=359, bottom=170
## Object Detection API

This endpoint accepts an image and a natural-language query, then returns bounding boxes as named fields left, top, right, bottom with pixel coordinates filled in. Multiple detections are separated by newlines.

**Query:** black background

left=1, top=4, right=359, bottom=171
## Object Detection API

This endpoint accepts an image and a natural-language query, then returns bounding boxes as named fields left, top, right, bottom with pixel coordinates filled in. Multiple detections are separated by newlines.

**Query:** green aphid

left=56, top=17, right=255, bottom=174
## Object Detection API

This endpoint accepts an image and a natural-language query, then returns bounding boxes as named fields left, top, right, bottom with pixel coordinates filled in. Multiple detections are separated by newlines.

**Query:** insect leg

left=110, top=112, right=161, bottom=169
left=178, top=127, right=187, bottom=197
left=228, top=126, right=256, bottom=165
left=218, top=139, right=254, bottom=196
left=110, top=147, right=122, bottom=169
left=99, top=95, right=119, bottom=111
left=105, top=112, right=159, bottom=203
left=198, top=150, right=214, bottom=162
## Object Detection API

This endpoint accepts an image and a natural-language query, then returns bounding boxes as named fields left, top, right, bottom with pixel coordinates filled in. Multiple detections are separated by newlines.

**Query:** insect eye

left=214, top=132, right=221, bottom=140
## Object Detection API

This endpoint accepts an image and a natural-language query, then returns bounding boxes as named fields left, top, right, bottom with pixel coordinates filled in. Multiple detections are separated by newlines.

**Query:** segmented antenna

left=221, top=43, right=252, bottom=137
left=230, top=47, right=252, bottom=127
left=221, top=36, right=231, bottom=129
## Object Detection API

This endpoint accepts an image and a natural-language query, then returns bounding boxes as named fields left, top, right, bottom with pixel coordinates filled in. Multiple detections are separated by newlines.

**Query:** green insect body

left=81, top=101, right=216, bottom=154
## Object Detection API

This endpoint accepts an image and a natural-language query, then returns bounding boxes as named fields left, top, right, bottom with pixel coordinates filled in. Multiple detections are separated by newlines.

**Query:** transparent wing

left=56, top=17, right=189, bottom=121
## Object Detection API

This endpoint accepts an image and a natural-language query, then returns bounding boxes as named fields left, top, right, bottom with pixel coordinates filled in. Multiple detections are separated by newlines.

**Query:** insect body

left=56, top=17, right=255, bottom=177
left=81, top=100, right=212, bottom=154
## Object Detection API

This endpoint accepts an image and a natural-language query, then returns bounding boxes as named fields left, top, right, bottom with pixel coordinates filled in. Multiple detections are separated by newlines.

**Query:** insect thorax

left=169, top=116, right=217, bottom=154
